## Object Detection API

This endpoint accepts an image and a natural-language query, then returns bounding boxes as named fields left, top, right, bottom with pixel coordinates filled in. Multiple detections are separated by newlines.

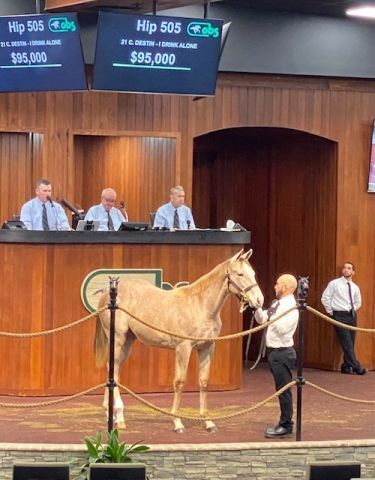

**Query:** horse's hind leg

left=171, top=341, right=192, bottom=433
left=198, top=343, right=217, bottom=432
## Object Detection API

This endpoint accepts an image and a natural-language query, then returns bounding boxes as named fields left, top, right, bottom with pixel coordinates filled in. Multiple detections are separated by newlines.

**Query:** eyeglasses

left=103, top=198, right=116, bottom=204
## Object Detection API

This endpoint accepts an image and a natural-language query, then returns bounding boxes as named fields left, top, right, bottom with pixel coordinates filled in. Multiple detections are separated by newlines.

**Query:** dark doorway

left=193, top=127, right=338, bottom=368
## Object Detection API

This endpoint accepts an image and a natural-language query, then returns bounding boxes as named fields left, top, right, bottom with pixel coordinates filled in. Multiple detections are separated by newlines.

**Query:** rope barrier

left=305, top=380, right=375, bottom=405
left=0, top=306, right=107, bottom=338
left=0, top=384, right=106, bottom=408
left=118, top=381, right=296, bottom=421
left=307, top=306, right=375, bottom=333
left=118, top=306, right=297, bottom=342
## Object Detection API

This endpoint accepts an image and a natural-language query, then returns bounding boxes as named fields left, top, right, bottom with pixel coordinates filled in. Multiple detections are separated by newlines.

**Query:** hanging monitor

left=92, top=12, right=223, bottom=96
left=0, top=13, right=87, bottom=92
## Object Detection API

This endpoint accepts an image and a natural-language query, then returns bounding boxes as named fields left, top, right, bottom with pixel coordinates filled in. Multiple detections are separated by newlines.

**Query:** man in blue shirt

left=20, top=179, right=70, bottom=231
left=153, top=185, right=195, bottom=230
left=85, top=188, right=126, bottom=231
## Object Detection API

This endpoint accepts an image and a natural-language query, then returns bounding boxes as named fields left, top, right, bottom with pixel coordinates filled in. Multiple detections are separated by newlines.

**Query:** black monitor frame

left=307, top=462, right=361, bottom=480
left=89, top=463, right=146, bottom=480
left=13, top=463, right=70, bottom=480
left=118, top=222, right=149, bottom=231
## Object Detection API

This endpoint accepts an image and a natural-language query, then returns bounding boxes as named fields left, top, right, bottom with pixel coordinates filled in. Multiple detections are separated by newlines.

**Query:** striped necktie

left=267, top=301, right=280, bottom=319
left=42, top=203, right=49, bottom=231
left=107, top=211, right=115, bottom=231
left=173, top=209, right=180, bottom=229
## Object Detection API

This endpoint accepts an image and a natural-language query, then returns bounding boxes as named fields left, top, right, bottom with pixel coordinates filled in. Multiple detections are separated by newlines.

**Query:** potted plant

left=77, top=429, right=150, bottom=480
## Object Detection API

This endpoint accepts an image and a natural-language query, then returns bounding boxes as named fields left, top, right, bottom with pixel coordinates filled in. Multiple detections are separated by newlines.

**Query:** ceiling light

left=346, top=6, right=375, bottom=18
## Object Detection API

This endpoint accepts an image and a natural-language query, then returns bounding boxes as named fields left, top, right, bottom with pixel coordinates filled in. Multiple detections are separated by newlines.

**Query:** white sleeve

left=85, top=207, right=95, bottom=221
left=321, top=281, right=334, bottom=315
left=20, top=203, right=32, bottom=230
left=56, top=204, right=70, bottom=230
left=271, top=309, right=299, bottom=336
left=153, top=208, right=166, bottom=228
left=354, top=286, right=362, bottom=311
left=188, top=208, right=195, bottom=228
left=254, top=307, right=268, bottom=324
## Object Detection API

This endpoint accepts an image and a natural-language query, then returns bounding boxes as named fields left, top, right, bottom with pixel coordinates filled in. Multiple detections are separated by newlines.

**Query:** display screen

left=368, top=120, right=375, bottom=193
left=92, top=12, right=223, bottom=96
left=0, top=13, right=87, bottom=92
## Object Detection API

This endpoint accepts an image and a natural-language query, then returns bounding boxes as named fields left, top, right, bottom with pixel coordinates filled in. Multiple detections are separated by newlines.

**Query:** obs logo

left=48, top=17, right=76, bottom=33
left=187, top=22, right=220, bottom=38
left=81, top=269, right=189, bottom=313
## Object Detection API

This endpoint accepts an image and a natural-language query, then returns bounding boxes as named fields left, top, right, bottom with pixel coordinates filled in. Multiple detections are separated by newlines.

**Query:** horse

left=94, top=248, right=264, bottom=432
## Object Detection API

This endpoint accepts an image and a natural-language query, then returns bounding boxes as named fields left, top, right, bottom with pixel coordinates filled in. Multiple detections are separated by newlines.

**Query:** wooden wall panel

left=74, top=135, right=177, bottom=222
left=0, top=133, right=34, bottom=222
left=193, top=129, right=338, bottom=368
left=0, top=243, right=242, bottom=395
left=0, top=73, right=374, bottom=381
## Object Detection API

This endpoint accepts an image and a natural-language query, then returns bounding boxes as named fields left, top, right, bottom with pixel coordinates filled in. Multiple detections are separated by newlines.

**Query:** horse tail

left=94, top=314, right=108, bottom=368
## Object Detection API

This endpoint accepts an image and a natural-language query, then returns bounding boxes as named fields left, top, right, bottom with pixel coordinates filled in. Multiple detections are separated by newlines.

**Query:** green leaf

left=116, top=443, right=126, bottom=462
left=84, top=439, right=99, bottom=459
left=105, top=445, right=117, bottom=461
left=130, top=445, right=151, bottom=453
left=109, top=430, right=120, bottom=451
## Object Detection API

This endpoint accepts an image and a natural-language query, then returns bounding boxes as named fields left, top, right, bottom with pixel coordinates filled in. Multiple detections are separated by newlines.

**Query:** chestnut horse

left=95, top=249, right=264, bottom=432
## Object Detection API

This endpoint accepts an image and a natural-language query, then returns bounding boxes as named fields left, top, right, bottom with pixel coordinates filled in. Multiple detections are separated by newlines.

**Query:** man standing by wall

left=321, top=262, right=367, bottom=375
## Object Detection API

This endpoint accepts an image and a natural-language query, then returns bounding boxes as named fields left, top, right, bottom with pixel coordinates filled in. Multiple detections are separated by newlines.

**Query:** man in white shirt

left=255, top=274, right=299, bottom=438
left=321, top=262, right=366, bottom=375
left=153, top=185, right=195, bottom=230
left=20, top=179, right=70, bottom=231
left=85, top=188, right=126, bottom=231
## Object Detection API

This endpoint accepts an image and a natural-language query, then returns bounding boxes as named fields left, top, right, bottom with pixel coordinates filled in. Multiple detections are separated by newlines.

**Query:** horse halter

left=225, top=268, right=259, bottom=313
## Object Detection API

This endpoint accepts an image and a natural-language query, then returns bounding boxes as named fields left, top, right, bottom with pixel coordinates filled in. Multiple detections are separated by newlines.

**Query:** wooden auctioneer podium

left=0, top=229, right=250, bottom=396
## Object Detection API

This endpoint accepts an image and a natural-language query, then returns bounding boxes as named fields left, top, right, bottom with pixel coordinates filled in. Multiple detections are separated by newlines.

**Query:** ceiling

left=44, top=0, right=211, bottom=12
left=44, top=0, right=375, bottom=16
left=224, top=0, right=375, bottom=18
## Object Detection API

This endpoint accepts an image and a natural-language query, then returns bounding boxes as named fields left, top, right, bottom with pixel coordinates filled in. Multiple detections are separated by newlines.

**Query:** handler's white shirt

left=254, top=294, right=298, bottom=348
left=321, top=277, right=361, bottom=315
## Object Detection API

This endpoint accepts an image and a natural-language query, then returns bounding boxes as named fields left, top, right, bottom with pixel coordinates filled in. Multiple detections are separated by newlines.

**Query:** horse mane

left=172, top=258, right=229, bottom=297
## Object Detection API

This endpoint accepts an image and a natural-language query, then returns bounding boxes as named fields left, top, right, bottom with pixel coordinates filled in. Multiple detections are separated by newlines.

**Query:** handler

left=254, top=274, right=299, bottom=438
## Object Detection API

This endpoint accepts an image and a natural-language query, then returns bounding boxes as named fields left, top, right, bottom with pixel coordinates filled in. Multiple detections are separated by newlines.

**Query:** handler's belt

left=266, top=346, right=294, bottom=354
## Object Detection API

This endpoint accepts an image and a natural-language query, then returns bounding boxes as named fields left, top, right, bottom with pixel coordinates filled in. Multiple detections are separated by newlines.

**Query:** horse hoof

left=174, top=428, right=185, bottom=434
left=206, top=425, right=218, bottom=433
left=116, top=421, right=126, bottom=429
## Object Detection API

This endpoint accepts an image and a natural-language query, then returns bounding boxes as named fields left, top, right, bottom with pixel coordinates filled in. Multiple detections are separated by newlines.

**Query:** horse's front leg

left=113, top=333, right=136, bottom=428
left=103, top=332, right=136, bottom=429
left=171, top=341, right=192, bottom=433
left=198, top=343, right=217, bottom=432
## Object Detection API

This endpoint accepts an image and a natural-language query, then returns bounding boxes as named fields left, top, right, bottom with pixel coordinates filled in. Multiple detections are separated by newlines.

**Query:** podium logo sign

left=81, top=269, right=189, bottom=313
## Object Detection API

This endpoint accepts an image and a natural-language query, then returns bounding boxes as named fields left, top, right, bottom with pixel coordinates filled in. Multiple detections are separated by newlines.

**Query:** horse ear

left=230, top=249, right=244, bottom=263
left=241, top=249, right=253, bottom=261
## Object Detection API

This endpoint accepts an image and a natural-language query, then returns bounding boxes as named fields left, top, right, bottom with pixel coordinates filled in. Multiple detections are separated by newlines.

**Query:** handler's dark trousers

left=333, top=310, right=361, bottom=371
left=267, top=346, right=296, bottom=431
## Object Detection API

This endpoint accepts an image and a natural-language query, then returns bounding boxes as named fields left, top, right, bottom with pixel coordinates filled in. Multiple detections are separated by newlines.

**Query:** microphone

left=119, top=200, right=129, bottom=222
left=187, top=219, right=191, bottom=230
left=47, top=195, right=53, bottom=205
left=60, top=198, right=81, bottom=216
